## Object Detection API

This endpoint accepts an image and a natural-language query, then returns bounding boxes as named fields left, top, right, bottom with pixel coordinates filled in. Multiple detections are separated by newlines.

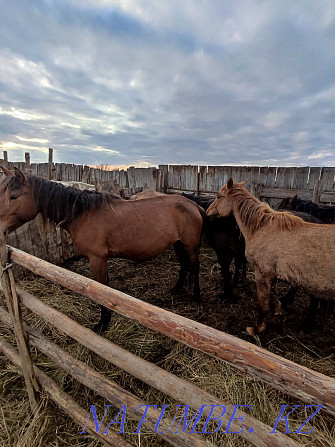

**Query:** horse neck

left=31, top=176, right=81, bottom=225
left=229, top=187, right=264, bottom=239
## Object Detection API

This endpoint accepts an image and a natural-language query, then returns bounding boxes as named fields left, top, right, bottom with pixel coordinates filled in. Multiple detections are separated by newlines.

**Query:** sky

left=0, top=0, right=335, bottom=168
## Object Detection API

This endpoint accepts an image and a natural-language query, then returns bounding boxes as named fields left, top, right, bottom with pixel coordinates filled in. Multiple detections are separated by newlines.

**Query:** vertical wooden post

left=25, top=152, right=31, bottom=170
left=312, top=179, right=322, bottom=203
left=0, top=234, right=39, bottom=411
left=3, top=151, right=8, bottom=168
left=48, top=148, right=53, bottom=180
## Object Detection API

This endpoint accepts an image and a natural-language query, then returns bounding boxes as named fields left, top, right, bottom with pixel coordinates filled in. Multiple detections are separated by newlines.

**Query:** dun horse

left=207, top=178, right=335, bottom=335
left=0, top=167, right=205, bottom=332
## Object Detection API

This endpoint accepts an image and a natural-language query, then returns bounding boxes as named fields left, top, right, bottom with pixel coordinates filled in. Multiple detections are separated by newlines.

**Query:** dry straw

left=1, top=246, right=334, bottom=446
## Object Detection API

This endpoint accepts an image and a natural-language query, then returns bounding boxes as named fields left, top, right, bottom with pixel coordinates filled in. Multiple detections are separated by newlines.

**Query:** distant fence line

left=1, top=153, right=335, bottom=207
left=1, top=152, right=334, bottom=273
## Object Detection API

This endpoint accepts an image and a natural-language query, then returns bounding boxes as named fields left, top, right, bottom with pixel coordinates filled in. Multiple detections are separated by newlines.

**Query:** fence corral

left=0, top=154, right=335, bottom=445
left=2, top=240, right=334, bottom=446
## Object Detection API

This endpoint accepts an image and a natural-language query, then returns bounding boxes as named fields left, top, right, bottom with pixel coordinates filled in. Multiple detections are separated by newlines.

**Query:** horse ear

left=240, top=179, right=248, bottom=186
left=289, top=194, right=297, bottom=205
left=0, top=166, right=13, bottom=176
left=13, top=167, right=26, bottom=183
left=227, top=178, right=234, bottom=189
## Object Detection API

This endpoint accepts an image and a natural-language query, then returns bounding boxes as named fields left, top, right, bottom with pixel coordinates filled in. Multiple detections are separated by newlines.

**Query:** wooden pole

left=48, top=148, right=53, bottom=180
left=0, top=339, right=132, bottom=447
left=8, top=246, right=335, bottom=417
left=0, top=285, right=310, bottom=447
left=3, top=151, right=8, bottom=168
left=312, top=179, right=322, bottom=204
left=25, top=152, right=31, bottom=169
left=0, top=307, right=213, bottom=447
left=0, top=237, right=39, bottom=412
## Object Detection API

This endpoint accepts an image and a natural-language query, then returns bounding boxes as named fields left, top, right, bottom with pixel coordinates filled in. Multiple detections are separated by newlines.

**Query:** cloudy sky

left=1, top=0, right=335, bottom=168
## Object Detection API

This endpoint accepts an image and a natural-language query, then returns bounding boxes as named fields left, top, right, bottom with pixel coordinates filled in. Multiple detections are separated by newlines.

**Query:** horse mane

left=228, top=184, right=306, bottom=233
left=1, top=174, right=120, bottom=225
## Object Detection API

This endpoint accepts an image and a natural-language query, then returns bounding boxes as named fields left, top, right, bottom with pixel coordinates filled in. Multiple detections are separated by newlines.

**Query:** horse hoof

left=93, top=323, right=107, bottom=334
left=218, top=292, right=238, bottom=303
left=246, top=326, right=256, bottom=336
left=246, top=322, right=267, bottom=335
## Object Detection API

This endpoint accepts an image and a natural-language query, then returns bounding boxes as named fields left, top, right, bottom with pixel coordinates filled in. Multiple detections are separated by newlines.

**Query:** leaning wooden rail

left=0, top=339, right=132, bottom=447
left=0, top=284, right=302, bottom=447
left=0, top=307, right=212, bottom=447
left=8, top=246, right=335, bottom=416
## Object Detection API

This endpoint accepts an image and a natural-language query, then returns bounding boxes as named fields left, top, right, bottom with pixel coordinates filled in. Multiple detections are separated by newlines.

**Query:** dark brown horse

left=0, top=167, right=205, bottom=332
left=182, top=192, right=247, bottom=301
left=278, top=195, right=335, bottom=223
left=207, top=178, right=335, bottom=335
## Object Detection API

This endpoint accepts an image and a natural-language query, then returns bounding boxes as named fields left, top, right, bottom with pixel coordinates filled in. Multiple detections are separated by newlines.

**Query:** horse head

left=0, top=167, right=39, bottom=235
left=207, top=178, right=247, bottom=218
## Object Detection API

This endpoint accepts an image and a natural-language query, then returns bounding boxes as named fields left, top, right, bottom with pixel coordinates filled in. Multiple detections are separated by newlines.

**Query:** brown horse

left=0, top=167, right=205, bottom=332
left=207, top=178, right=335, bottom=335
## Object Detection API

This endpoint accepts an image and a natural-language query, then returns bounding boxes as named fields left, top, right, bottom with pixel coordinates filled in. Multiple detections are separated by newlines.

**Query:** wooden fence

left=1, top=235, right=335, bottom=446
left=1, top=152, right=334, bottom=279
left=1, top=150, right=334, bottom=207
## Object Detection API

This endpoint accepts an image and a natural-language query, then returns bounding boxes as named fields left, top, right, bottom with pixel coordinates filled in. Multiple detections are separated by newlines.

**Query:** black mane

left=3, top=174, right=120, bottom=225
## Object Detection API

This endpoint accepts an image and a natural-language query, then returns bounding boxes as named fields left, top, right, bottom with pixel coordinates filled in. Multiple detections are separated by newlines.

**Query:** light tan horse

left=207, top=178, right=335, bottom=335
left=0, top=167, right=205, bottom=332
left=130, top=189, right=166, bottom=200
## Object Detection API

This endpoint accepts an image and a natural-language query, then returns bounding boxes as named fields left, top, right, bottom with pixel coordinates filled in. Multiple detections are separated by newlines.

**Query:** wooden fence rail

left=0, top=247, right=306, bottom=447
left=8, top=246, right=335, bottom=417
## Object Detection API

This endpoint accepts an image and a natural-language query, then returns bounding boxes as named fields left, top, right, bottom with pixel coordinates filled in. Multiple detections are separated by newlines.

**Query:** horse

left=182, top=192, right=247, bottom=301
left=278, top=195, right=335, bottom=223
left=0, top=167, right=205, bottom=333
left=207, top=178, right=335, bottom=335
left=130, top=189, right=166, bottom=200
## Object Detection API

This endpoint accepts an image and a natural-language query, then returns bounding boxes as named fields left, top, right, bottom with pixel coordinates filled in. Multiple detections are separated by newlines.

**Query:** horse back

left=70, top=195, right=204, bottom=260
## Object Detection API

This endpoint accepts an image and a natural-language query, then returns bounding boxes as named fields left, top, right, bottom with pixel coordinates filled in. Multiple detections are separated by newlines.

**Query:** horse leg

left=300, top=296, right=319, bottom=334
left=186, top=248, right=201, bottom=305
left=88, top=255, right=111, bottom=333
left=247, top=270, right=274, bottom=335
left=217, top=251, right=235, bottom=302
left=172, top=241, right=189, bottom=294
left=280, top=285, right=298, bottom=309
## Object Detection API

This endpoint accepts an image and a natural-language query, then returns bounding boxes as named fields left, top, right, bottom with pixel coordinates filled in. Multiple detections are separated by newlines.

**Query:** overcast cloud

left=1, top=0, right=335, bottom=167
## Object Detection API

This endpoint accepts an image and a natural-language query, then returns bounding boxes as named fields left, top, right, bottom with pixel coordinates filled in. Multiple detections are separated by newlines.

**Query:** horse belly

left=247, top=230, right=335, bottom=299
left=107, top=224, right=179, bottom=261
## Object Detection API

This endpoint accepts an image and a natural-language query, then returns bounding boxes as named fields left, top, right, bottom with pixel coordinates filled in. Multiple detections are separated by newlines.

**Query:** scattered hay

left=0, top=246, right=334, bottom=446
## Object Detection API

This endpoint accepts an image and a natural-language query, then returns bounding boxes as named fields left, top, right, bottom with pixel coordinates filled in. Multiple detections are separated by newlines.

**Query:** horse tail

left=196, top=204, right=208, bottom=240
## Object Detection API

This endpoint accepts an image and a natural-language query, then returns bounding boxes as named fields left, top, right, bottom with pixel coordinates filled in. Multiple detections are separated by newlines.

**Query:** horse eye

left=10, top=194, right=19, bottom=200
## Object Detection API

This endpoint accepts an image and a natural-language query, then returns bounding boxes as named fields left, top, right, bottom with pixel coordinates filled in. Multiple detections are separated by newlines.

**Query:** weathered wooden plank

left=1, top=287, right=302, bottom=447
left=260, top=188, right=314, bottom=200
left=295, top=167, right=309, bottom=190
left=320, top=191, right=335, bottom=204
left=9, top=247, right=335, bottom=417
left=320, top=167, right=335, bottom=191
left=198, top=166, right=208, bottom=192
left=158, top=165, right=168, bottom=192
left=230, top=166, right=242, bottom=183
left=307, top=167, right=321, bottom=190
left=0, top=308, right=212, bottom=447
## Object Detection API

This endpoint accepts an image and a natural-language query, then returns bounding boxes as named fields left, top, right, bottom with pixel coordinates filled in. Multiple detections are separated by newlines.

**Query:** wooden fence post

left=0, top=233, right=39, bottom=411
left=48, top=148, right=53, bottom=180
left=3, top=151, right=8, bottom=168
left=312, top=179, right=322, bottom=204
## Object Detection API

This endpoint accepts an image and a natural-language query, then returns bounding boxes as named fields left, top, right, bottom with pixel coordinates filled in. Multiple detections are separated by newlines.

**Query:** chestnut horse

left=0, top=167, right=205, bottom=332
left=207, top=178, right=335, bottom=335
